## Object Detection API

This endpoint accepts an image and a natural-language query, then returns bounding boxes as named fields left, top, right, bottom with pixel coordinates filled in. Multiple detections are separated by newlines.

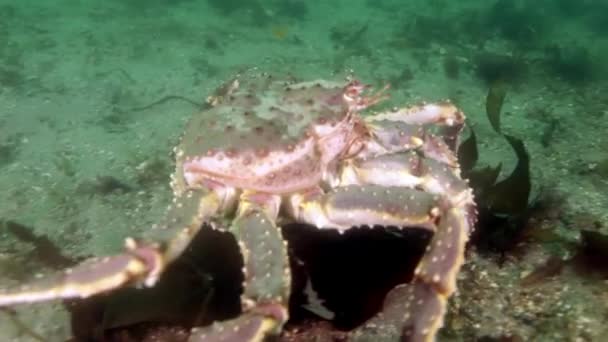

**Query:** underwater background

left=0, top=0, right=607, bottom=341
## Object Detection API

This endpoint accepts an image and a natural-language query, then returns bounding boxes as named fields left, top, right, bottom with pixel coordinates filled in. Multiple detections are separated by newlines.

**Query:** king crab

left=0, top=71, right=475, bottom=341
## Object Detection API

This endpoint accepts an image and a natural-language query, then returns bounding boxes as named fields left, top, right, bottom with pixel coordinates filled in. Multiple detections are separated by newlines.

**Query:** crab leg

left=190, top=191, right=290, bottom=342
left=336, top=150, right=474, bottom=338
left=0, top=186, right=228, bottom=306
left=339, top=151, right=474, bottom=214
left=290, top=186, right=469, bottom=341
left=330, top=152, right=472, bottom=341
left=288, top=186, right=440, bottom=234
left=350, top=206, right=468, bottom=342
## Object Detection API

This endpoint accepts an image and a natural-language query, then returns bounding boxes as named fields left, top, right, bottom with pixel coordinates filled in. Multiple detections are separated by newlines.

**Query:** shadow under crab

left=0, top=71, right=476, bottom=342
left=66, top=223, right=433, bottom=341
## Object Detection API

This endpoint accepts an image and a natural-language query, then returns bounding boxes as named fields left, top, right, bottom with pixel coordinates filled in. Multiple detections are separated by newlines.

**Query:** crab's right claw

left=0, top=239, right=164, bottom=307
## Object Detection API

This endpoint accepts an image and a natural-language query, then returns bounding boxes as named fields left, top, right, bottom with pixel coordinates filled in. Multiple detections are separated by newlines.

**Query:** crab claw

left=0, top=238, right=164, bottom=306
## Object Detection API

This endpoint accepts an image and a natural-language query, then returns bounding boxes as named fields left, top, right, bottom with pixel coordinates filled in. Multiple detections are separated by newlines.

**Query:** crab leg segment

left=339, top=152, right=474, bottom=212
left=0, top=240, right=159, bottom=306
left=145, top=184, right=232, bottom=270
left=350, top=282, right=445, bottom=342
left=190, top=191, right=290, bottom=342
left=288, top=186, right=440, bottom=233
left=0, top=187, right=224, bottom=306
left=334, top=151, right=474, bottom=340
left=353, top=206, right=469, bottom=342
left=289, top=184, right=470, bottom=341
left=235, top=193, right=289, bottom=307
left=414, top=207, right=468, bottom=295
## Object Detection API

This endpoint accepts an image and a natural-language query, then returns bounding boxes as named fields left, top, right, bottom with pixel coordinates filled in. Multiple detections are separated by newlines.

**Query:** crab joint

left=124, top=237, right=165, bottom=287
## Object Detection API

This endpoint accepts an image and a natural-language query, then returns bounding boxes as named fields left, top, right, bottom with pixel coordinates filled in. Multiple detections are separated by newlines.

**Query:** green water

left=0, top=1, right=607, bottom=341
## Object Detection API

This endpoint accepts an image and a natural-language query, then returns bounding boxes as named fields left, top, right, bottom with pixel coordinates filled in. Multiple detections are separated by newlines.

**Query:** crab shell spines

left=176, top=77, right=365, bottom=193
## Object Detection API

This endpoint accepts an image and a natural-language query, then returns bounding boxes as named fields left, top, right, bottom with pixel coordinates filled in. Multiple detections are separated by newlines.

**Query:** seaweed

left=485, top=81, right=507, bottom=133
left=469, top=134, right=532, bottom=257
left=461, top=83, right=535, bottom=258
left=466, top=163, right=503, bottom=199
left=468, top=84, right=576, bottom=260
left=472, top=82, right=531, bottom=215
left=485, top=135, right=531, bottom=215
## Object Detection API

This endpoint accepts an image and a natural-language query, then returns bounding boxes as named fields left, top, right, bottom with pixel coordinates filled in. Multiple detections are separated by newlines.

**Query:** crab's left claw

left=0, top=239, right=163, bottom=306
